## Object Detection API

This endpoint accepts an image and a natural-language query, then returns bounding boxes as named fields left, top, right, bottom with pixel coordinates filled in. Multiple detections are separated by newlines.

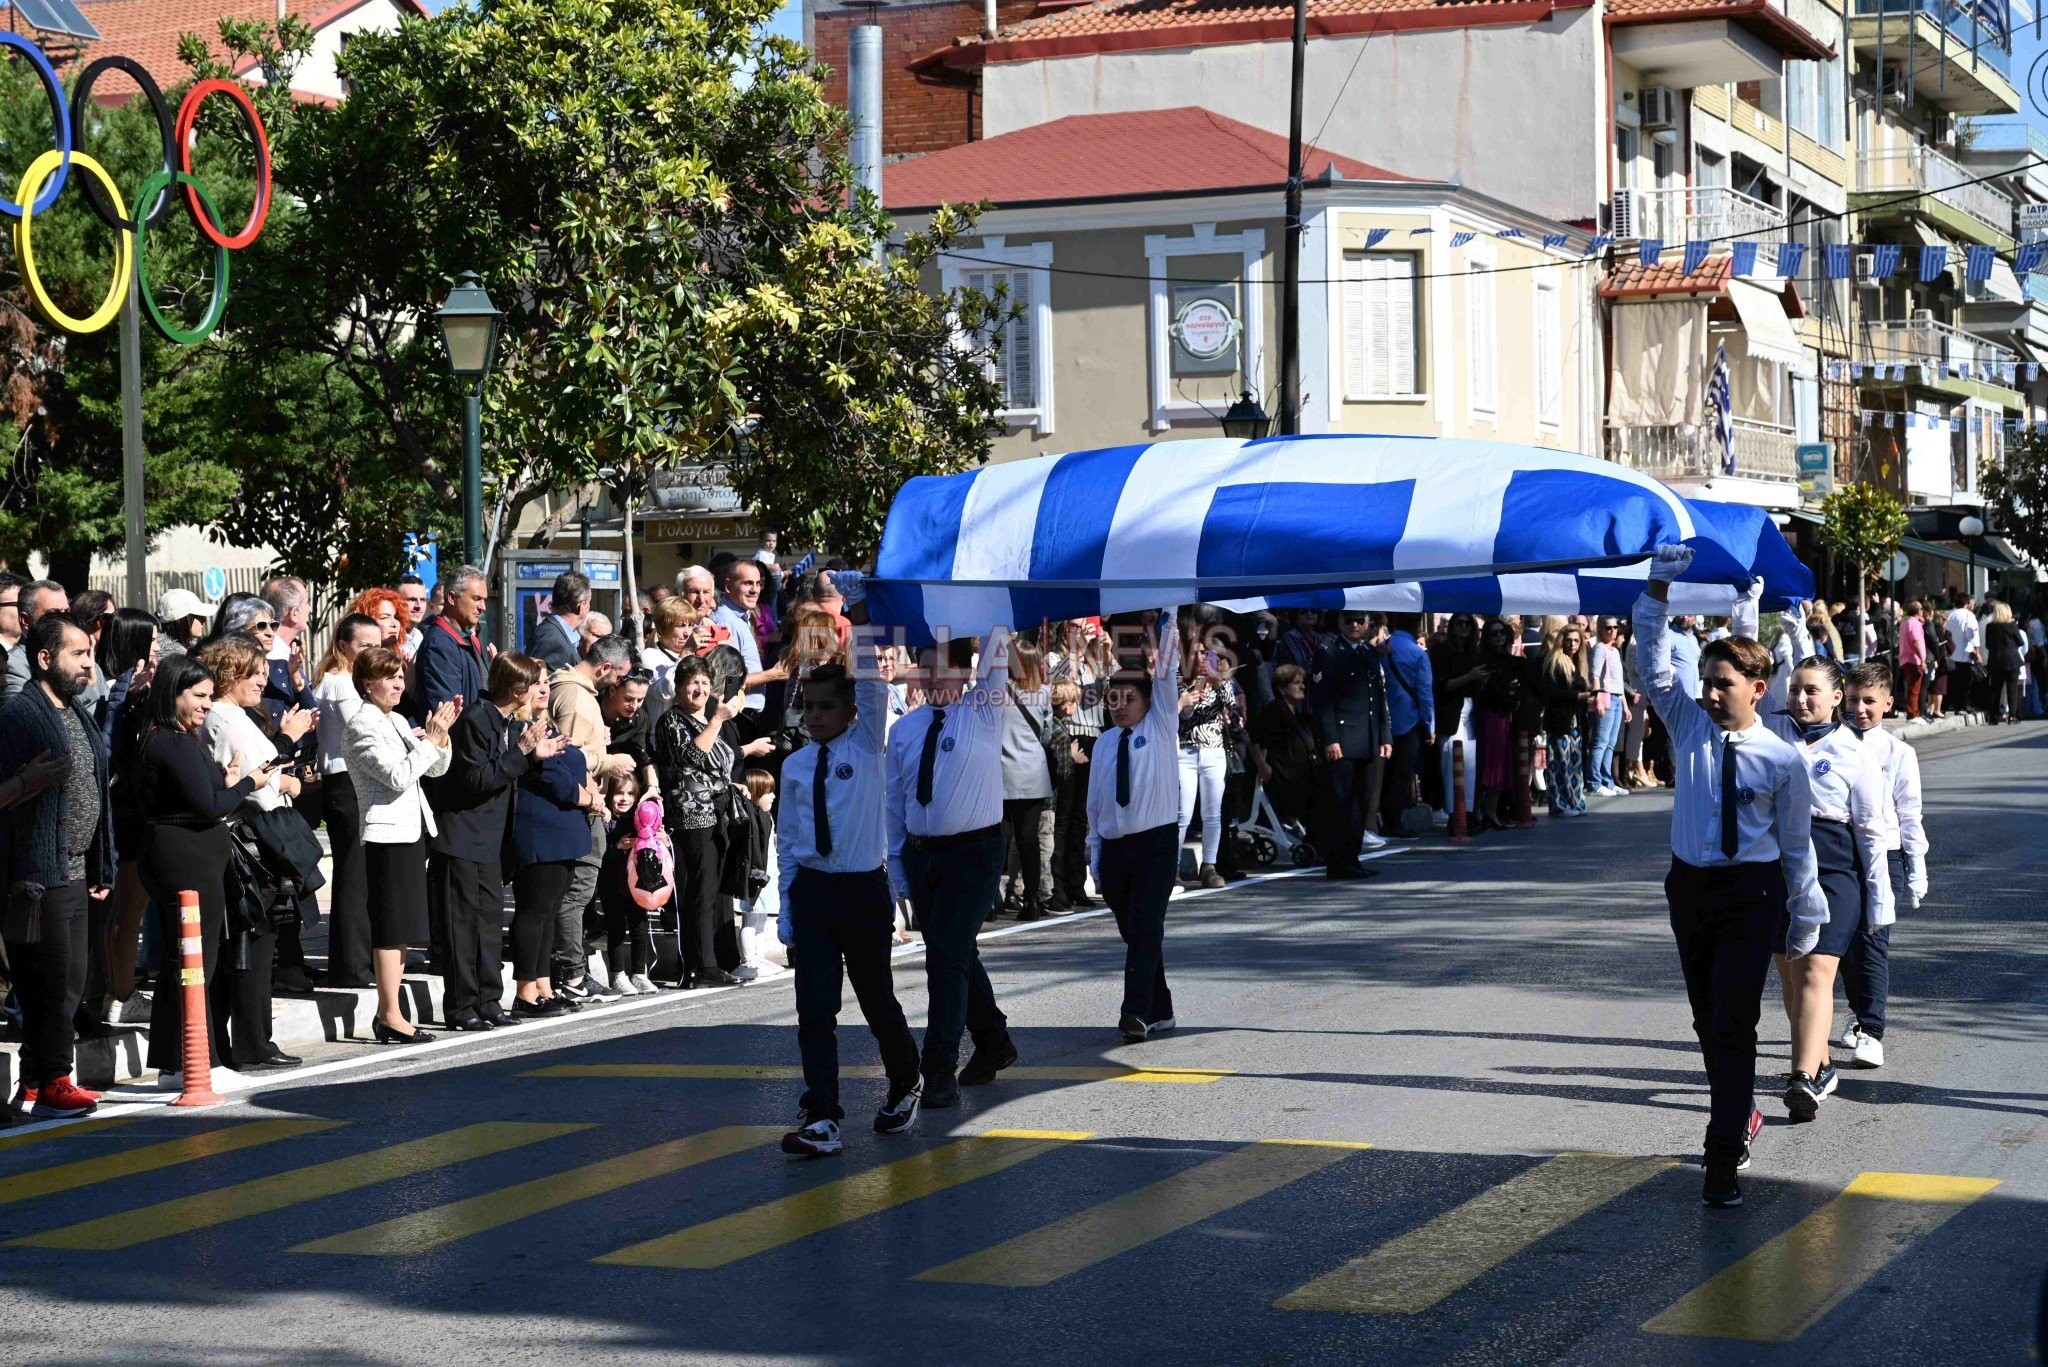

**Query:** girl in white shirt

left=1765, top=613, right=1892, bottom=1122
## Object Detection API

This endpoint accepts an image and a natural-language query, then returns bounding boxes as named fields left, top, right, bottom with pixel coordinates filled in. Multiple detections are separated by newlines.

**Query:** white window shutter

left=1468, top=264, right=1496, bottom=413
left=1006, top=269, right=1035, bottom=412
left=1344, top=259, right=1368, bottom=398
left=1388, top=257, right=1415, bottom=397
left=1535, top=283, right=1560, bottom=426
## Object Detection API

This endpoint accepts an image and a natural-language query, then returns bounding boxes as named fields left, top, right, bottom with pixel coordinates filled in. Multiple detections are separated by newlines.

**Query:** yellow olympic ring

left=10, top=150, right=134, bottom=335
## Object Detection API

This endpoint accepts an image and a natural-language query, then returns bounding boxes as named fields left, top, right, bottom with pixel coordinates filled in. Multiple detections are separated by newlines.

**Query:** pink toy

left=628, top=796, right=675, bottom=911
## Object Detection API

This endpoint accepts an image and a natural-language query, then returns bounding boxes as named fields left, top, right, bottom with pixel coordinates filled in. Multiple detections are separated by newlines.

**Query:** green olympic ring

left=131, top=169, right=231, bottom=346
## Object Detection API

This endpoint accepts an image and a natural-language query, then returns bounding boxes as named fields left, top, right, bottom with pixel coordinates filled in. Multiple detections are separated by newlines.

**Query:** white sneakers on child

left=1837, top=1023, right=1886, bottom=1068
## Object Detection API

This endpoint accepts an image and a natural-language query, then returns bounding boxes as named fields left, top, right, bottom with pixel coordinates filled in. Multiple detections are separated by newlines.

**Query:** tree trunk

left=1856, top=560, right=1867, bottom=663
left=622, top=492, right=641, bottom=650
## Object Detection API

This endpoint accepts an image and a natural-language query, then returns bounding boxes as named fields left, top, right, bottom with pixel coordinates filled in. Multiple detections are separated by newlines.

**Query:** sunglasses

left=248, top=620, right=277, bottom=632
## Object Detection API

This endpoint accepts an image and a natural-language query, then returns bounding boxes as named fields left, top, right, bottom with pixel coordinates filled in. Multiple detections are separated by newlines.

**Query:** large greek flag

left=869, top=436, right=1814, bottom=643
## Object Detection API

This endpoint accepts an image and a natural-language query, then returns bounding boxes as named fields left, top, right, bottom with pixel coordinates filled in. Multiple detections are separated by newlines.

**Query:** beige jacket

left=549, top=666, right=610, bottom=778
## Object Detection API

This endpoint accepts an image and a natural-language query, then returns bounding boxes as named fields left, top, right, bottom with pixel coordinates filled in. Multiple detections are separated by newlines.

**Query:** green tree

left=1820, top=481, right=1909, bottom=624
left=1981, top=432, right=2047, bottom=571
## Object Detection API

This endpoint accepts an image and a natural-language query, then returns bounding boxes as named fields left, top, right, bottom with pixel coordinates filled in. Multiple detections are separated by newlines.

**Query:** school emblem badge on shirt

left=1133, top=735, right=1148, bottom=750
left=1737, top=786, right=1756, bottom=806
left=940, top=737, right=956, bottom=752
left=1813, top=759, right=1832, bottom=777
left=835, top=763, right=854, bottom=781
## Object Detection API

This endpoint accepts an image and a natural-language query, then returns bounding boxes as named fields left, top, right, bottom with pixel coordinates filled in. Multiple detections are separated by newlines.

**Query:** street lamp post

left=435, top=272, right=504, bottom=574
left=1221, top=390, right=1272, bottom=440
left=1959, top=514, right=1985, bottom=599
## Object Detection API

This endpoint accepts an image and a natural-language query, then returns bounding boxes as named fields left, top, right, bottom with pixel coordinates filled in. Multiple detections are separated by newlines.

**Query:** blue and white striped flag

left=1543, top=233, right=1571, bottom=250
left=1732, top=242, right=1761, bottom=277
left=1872, top=243, right=1902, bottom=277
left=1364, top=228, right=1390, bottom=248
left=1709, top=343, right=1735, bottom=476
left=868, top=437, right=1814, bottom=643
left=1919, top=244, right=1949, bottom=281
left=1683, top=240, right=1712, bottom=275
left=1451, top=231, right=1477, bottom=247
left=1966, top=245, right=1996, bottom=281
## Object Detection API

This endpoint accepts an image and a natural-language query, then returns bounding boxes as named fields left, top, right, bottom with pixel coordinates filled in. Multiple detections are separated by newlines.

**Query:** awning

left=1985, top=258, right=2024, bottom=304
left=1908, top=220, right=1950, bottom=251
left=1727, top=277, right=1808, bottom=370
left=1783, top=508, right=2018, bottom=571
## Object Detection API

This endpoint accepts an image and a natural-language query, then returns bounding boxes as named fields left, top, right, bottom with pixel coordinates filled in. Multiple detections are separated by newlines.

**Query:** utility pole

left=1277, top=0, right=1308, bottom=436
left=120, top=273, right=146, bottom=607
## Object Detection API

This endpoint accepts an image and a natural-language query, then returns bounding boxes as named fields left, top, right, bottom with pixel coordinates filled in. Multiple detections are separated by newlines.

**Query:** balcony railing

left=1612, top=186, right=1788, bottom=244
left=1604, top=419, right=1802, bottom=484
left=1851, top=0, right=2014, bottom=81
left=1859, top=314, right=2017, bottom=370
left=1858, top=146, right=2016, bottom=237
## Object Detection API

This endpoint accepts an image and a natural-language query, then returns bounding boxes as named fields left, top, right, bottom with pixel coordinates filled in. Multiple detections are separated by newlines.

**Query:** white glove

left=1785, top=920, right=1821, bottom=961
left=1907, top=855, right=1928, bottom=906
left=1730, top=579, right=1763, bottom=641
left=1648, top=544, right=1694, bottom=583
left=832, top=568, right=866, bottom=609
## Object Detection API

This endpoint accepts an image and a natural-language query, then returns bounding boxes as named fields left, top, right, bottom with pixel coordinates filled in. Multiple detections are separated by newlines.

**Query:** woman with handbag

left=345, top=646, right=456, bottom=1043
left=195, top=634, right=313, bottom=1069
left=1176, top=634, right=1238, bottom=891
left=654, top=655, right=760, bottom=987
left=137, top=654, right=259, bottom=1085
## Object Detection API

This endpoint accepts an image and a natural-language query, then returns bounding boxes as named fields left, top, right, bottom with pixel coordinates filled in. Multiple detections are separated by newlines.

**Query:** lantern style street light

left=436, top=272, right=504, bottom=573
left=1221, top=390, right=1272, bottom=440
left=1958, top=513, right=1986, bottom=598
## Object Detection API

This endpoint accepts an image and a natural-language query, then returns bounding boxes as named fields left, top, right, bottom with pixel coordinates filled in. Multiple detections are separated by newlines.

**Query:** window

left=1534, top=278, right=1561, bottom=429
left=1342, top=253, right=1420, bottom=399
left=964, top=267, right=1038, bottom=413
left=1616, top=128, right=1638, bottom=190
left=1144, top=224, right=1266, bottom=431
left=941, top=238, right=1053, bottom=433
left=1697, top=149, right=1727, bottom=189
left=1467, top=256, right=1497, bottom=417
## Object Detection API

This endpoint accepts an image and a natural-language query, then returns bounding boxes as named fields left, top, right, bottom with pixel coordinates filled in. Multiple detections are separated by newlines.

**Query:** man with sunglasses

left=2, top=579, right=70, bottom=706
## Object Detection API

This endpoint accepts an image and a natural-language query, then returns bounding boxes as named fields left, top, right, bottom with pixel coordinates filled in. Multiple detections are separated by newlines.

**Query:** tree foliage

left=1981, top=431, right=2047, bottom=570
left=1819, top=481, right=1908, bottom=574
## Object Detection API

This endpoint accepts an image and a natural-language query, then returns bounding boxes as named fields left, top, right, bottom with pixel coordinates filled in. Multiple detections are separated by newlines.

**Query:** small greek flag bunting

left=1776, top=242, right=1806, bottom=278
left=2017, top=242, right=2048, bottom=275
left=1732, top=241, right=1761, bottom=277
left=1824, top=242, right=1855, bottom=279
left=1364, top=228, right=1390, bottom=248
left=1496, top=228, right=1525, bottom=239
left=1872, top=243, right=1902, bottom=277
left=1585, top=235, right=1613, bottom=256
left=1683, top=239, right=1712, bottom=274
left=1409, top=227, right=1433, bottom=236
left=2032, top=363, right=2042, bottom=382
left=1639, top=239, right=1663, bottom=267
left=1966, top=245, right=1996, bottom=281
left=1851, top=363, right=1866, bottom=379
left=1543, top=233, right=1570, bottom=249
left=1958, top=361, right=1974, bottom=380
left=1451, top=231, right=1477, bottom=247
left=1920, top=244, right=1949, bottom=281
left=2004, top=362, right=2019, bottom=385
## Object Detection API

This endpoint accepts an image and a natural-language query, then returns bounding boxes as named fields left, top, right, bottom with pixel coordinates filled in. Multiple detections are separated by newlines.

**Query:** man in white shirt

left=398, top=575, right=429, bottom=661
left=776, top=575, right=920, bottom=1158
left=711, top=559, right=783, bottom=713
left=1636, top=547, right=1822, bottom=1209
left=1945, top=592, right=1982, bottom=715
left=886, top=632, right=1014, bottom=1107
left=1086, top=609, right=1182, bottom=1044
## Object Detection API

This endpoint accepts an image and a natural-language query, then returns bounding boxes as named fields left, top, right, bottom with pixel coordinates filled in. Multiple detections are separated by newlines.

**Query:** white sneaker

left=611, top=974, right=642, bottom=997
left=630, top=973, right=659, bottom=994
left=1838, top=1024, right=1885, bottom=1068
left=1359, top=830, right=1388, bottom=851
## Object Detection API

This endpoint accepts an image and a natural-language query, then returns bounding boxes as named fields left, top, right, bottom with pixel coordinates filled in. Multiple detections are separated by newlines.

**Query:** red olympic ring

left=174, top=80, right=272, bottom=252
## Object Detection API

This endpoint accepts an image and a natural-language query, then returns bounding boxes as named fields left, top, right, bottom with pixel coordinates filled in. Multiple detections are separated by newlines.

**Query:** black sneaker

left=1702, top=1146, right=1743, bottom=1208
left=959, top=1037, right=1019, bottom=1086
left=1785, top=1070, right=1824, bottom=1122
left=923, top=1072, right=960, bottom=1109
left=557, top=979, right=596, bottom=1002
left=1118, top=1015, right=1148, bottom=1043
left=875, top=1079, right=922, bottom=1134
left=782, top=1115, right=843, bottom=1158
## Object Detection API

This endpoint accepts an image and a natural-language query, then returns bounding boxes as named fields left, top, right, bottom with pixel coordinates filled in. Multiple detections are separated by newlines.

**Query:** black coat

left=1986, top=619, right=2027, bottom=671
left=431, top=702, right=531, bottom=864
left=1310, top=636, right=1390, bottom=758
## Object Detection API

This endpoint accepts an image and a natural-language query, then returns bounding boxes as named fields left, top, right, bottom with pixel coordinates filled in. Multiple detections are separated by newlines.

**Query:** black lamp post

left=435, top=272, right=504, bottom=573
left=1221, top=389, right=1272, bottom=440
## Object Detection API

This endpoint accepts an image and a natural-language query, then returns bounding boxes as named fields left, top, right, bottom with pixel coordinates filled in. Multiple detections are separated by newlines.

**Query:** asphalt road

left=1, top=723, right=2043, bottom=1366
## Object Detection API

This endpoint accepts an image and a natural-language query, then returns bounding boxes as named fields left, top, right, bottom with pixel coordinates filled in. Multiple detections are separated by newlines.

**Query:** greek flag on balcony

left=1709, top=343, right=1736, bottom=477
left=1496, top=228, right=1525, bottom=239
left=2016, top=242, right=2048, bottom=276
left=1872, top=243, right=1902, bottom=277
left=1362, top=229, right=1390, bottom=249
left=1585, top=235, right=1613, bottom=256
left=1824, top=243, right=1855, bottom=279
left=1732, top=241, right=1761, bottom=277
left=1776, top=242, right=1807, bottom=278
left=2032, top=363, right=2043, bottom=382
left=1683, top=240, right=1712, bottom=275
left=1543, top=233, right=1571, bottom=250
left=1919, top=244, right=1949, bottom=281
left=1451, top=231, right=1477, bottom=248
left=1966, top=245, right=1997, bottom=281
left=866, top=437, right=1815, bottom=643
left=1638, top=239, right=1663, bottom=267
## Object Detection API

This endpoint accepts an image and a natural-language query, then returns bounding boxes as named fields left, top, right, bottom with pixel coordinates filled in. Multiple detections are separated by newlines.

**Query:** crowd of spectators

left=0, top=550, right=2039, bottom=1119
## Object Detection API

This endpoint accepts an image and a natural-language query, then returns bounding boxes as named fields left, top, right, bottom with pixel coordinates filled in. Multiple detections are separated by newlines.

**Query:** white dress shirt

left=885, top=632, right=1012, bottom=899
left=1668, top=627, right=1703, bottom=701
left=1086, top=612, right=1182, bottom=864
left=312, top=671, right=364, bottom=776
left=202, top=703, right=289, bottom=813
left=1633, top=595, right=1827, bottom=932
left=1946, top=607, right=1982, bottom=664
left=711, top=599, right=765, bottom=711
left=1854, top=724, right=1926, bottom=860
left=777, top=631, right=889, bottom=904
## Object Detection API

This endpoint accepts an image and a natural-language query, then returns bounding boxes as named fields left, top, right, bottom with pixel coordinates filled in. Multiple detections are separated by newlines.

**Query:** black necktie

left=1116, top=728, right=1132, bottom=807
left=917, top=708, right=946, bottom=806
left=1720, top=737, right=1740, bottom=860
left=814, top=742, right=833, bottom=857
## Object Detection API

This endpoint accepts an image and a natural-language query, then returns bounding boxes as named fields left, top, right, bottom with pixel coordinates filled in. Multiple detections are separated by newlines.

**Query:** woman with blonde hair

left=1533, top=622, right=1591, bottom=817
left=640, top=596, right=708, bottom=722
left=1984, top=599, right=2026, bottom=723
left=1806, top=601, right=1845, bottom=661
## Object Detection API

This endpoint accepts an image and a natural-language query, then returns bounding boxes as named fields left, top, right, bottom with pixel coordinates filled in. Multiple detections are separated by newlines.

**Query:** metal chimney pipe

left=846, top=6, right=887, bottom=203
left=985, top=0, right=998, bottom=39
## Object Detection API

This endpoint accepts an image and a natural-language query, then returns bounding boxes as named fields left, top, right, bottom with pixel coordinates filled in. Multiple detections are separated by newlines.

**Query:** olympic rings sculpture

left=2, top=33, right=270, bottom=344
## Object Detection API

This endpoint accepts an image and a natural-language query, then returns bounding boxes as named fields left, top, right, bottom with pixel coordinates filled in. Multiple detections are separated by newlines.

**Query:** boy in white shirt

left=1838, top=662, right=1928, bottom=1069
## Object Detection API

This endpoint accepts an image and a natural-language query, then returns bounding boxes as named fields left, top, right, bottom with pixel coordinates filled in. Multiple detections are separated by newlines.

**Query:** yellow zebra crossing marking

left=917, top=1139, right=1369, bottom=1287
left=292, top=1125, right=783, bottom=1256
left=524, top=1063, right=1231, bottom=1085
left=1276, top=1154, right=1676, bottom=1314
left=1642, top=1172, right=2000, bottom=1341
left=12, top=1122, right=589, bottom=1251
left=0, top=1118, right=344, bottom=1208
left=0, top=1114, right=143, bottom=1154
left=596, top=1129, right=1088, bottom=1269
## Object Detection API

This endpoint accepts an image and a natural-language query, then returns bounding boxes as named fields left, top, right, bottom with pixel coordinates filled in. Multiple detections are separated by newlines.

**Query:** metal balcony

left=1851, top=0, right=2012, bottom=81
left=1604, top=419, right=1802, bottom=485
left=1857, top=146, right=2015, bottom=240
left=1611, top=186, right=1788, bottom=244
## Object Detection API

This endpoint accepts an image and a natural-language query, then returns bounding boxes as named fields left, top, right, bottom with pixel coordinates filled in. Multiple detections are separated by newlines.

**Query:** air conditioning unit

left=1926, top=111, right=1952, bottom=146
left=1854, top=251, right=1879, bottom=286
left=1640, top=85, right=1680, bottom=132
left=1612, top=187, right=1636, bottom=239
left=1912, top=308, right=1937, bottom=323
